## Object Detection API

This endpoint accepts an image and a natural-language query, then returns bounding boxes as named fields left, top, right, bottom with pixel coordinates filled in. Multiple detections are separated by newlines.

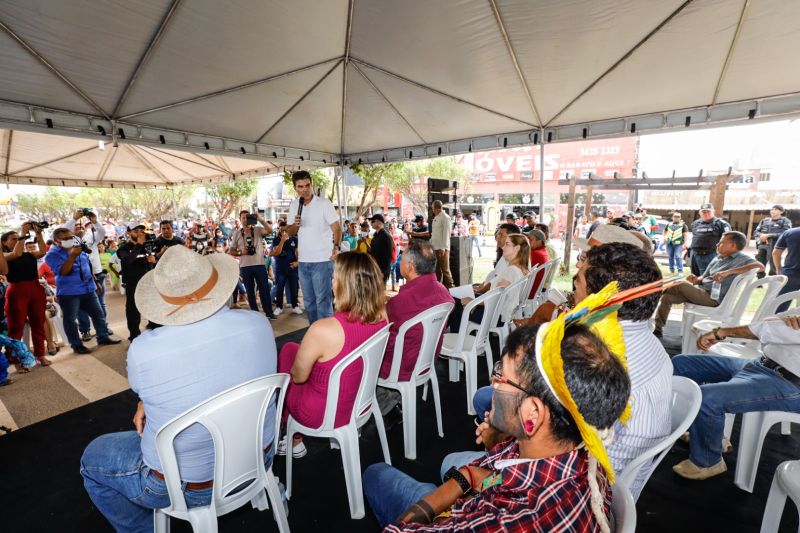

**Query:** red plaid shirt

left=385, top=439, right=611, bottom=532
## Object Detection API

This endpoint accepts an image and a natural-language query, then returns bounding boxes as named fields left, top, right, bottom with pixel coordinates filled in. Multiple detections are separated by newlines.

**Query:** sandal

left=47, top=346, right=60, bottom=356
left=37, top=356, right=52, bottom=367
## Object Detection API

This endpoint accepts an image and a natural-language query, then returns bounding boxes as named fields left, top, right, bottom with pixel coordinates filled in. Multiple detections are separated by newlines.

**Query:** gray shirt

left=230, top=226, right=267, bottom=268
left=700, top=252, right=758, bottom=300
left=128, top=306, right=278, bottom=482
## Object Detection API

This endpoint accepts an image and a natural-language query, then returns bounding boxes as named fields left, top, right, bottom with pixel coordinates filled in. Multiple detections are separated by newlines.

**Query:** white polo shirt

left=288, top=195, right=339, bottom=263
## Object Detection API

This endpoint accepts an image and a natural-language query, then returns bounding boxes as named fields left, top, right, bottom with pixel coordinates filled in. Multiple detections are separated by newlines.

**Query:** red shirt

left=381, top=273, right=452, bottom=381
left=387, top=439, right=610, bottom=532
left=528, top=245, right=551, bottom=298
left=38, top=261, right=55, bottom=286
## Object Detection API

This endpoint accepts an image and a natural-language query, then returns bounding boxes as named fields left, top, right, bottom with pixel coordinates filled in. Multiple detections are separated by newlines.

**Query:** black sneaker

left=653, top=329, right=663, bottom=339
left=80, top=332, right=93, bottom=342
left=267, top=314, right=278, bottom=321
left=97, top=338, right=122, bottom=346
left=72, top=345, right=92, bottom=354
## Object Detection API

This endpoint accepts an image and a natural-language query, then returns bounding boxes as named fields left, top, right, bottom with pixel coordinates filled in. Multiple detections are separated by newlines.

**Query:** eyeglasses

left=492, top=360, right=535, bottom=396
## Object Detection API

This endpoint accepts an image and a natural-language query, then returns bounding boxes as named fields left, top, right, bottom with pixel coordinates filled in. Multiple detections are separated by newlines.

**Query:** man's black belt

left=692, top=249, right=714, bottom=255
left=760, top=356, right=800, bottom=386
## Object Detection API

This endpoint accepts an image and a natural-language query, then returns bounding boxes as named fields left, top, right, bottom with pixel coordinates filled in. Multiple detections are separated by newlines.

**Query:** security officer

left=689, top=203, right=731, bottom=276
left=116, top=221, right=156, bottom=341
left=754, top=204, right=792, bottom=278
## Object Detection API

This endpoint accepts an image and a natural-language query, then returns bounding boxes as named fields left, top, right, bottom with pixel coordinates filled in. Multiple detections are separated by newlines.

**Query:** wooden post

left=746, top=208, right=755, bottom=242
left=585, top=183, right=594, bottom=217
left=562, top=176, right=577, bottom=274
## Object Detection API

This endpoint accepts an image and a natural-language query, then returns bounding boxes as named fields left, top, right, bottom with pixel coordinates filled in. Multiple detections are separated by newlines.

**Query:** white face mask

left=359, top=231, right=370, bottom=238
left=60, top=239, right=75, bottom=249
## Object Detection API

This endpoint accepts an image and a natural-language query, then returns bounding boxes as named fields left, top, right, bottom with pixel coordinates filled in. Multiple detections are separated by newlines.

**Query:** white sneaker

left=292, top=306, right=303, bottom=315
left=273, top=308, right=282, bottom=316
left=277, top=436, right=308, bottom=458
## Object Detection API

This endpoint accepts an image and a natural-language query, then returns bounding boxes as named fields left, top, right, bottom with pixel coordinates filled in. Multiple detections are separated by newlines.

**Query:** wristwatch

left=443, top=466, right=474, bottom=496
left=712, top=327, right=725, bottom=341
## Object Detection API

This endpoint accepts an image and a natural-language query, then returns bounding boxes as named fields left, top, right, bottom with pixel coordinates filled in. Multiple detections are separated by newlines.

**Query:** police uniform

left=690, top=217, right=731, bottom=276
left=754, top=215, right=792, bottom=277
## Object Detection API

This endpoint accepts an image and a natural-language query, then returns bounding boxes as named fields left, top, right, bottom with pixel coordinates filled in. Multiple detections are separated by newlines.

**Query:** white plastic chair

left=469, top=275, right=528, bottom=357
left=285, top=324, right=391, bottom=519
left=733, top=410, right=800, bottom=493
left=687, top=275, right=787, bottom=353
left=531, top=258, right=561, bottom=312
left=52, top=301, right=69, bottom=347
left=153, top=374, right=290, bottom=533
left=680, top=271, right=756, bottom=353
left=760, top=460, right=800, bottom=533
left=378, top=303, right=454, bottom=460
left=440, top=289, right=503, bottom=415
left=516, top=262, right=546, bottom=319
left=708, top=290, right=800, bottom=359
left=611, top=483, right=637, bottom=533
left=617, top=376, right=702, bottom=499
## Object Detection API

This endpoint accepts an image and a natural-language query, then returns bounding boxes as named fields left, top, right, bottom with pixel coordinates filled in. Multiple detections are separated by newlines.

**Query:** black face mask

left=489, top=388, right=527, bottom=440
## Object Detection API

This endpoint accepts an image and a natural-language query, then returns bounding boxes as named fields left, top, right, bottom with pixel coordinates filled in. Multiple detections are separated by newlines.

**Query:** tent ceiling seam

left=340, top=0, right=355, bottom=158
left=1, top=130, right=12, bottom=176
left=349, top=57, right=537, bottom=128
left=9, top=145, right=97, bottom=176
left=125, top=145, right=172, bottom=184
left=255, top=59, right=344, bottom=143
left=0, top=17, right=110, bottom=119
left=135, top=145, right=206, bottom=180
left=96, top=145, right=118, bottom=182
left=118, top=56, right=343, bottom=120
left=112, top=0, right=183, bottom=118
left=487, top=0, right=542, bottom=127
left=711, top=0, right=750, bottom=106
left=544, top=0, right=695, bottom=127
left=140, top=145, right=227, bottom=173
left=352, top=62, right=426, bottom=144
left=213, top=155, right=233, bottom=174
left=191, top=153, right=228, bottom=173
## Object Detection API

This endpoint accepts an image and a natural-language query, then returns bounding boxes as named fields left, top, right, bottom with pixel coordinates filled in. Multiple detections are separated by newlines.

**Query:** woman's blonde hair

left=506, top=233, right=531, bottom=274
left=334, top=252, right=386, bottom=323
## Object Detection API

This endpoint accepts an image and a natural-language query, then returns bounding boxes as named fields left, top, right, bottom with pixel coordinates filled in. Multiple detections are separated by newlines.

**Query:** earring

left=524, top=420, right=535, bottom=433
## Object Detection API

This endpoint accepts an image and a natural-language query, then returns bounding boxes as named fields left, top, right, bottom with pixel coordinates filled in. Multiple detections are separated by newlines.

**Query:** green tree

left=282, top=169, right=334, bottom=201
left=205, top=179, right=258, bottom=223
left=16, top=187, right=77, bottom=220
left=388, top=157, right=468, bottom=214
left=349, top=162, right=405, bottom=217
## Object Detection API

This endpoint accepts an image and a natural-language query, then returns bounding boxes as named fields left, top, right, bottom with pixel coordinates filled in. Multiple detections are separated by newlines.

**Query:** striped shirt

left=608, top=320, right=673, bottom=499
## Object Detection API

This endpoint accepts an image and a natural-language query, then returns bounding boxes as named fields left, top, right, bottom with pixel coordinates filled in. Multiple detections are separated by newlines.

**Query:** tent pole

left=171, top=187, right=177, bottom=220
left=539, top=128, right=545, bottom=228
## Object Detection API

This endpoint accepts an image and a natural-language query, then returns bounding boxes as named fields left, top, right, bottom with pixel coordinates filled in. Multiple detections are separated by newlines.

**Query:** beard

left=488, top=388, right=527, bottom=440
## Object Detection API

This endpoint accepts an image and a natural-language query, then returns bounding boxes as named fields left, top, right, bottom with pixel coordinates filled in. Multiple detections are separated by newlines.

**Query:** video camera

left=142, top=233, right=157, bottom=256
left=27, top=221, right=50, bottom=230
left=72, top=237, right=92, bottom=255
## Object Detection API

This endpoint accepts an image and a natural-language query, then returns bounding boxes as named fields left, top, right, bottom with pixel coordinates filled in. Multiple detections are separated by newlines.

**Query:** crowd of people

left=0, top=168, right=797, bottom=531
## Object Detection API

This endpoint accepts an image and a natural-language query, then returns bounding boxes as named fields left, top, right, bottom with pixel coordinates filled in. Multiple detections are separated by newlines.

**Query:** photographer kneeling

left=45, top=227, right=121, bottom=354
left=117, top=221, right=157, bottom=341
left=230, top=210, right=275, bottom=319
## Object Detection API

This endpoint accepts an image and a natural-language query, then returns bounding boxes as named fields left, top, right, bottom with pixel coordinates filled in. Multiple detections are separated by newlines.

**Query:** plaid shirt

left=386, top=439, right=610, bottom=532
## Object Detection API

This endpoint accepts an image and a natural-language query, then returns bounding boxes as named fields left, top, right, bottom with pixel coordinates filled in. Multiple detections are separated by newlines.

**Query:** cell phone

left=257, top=208, right=265, bottom=215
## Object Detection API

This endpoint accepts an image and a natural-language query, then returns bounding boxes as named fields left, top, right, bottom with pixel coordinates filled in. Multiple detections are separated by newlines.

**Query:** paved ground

left=0, top=289, right=309, bottom=432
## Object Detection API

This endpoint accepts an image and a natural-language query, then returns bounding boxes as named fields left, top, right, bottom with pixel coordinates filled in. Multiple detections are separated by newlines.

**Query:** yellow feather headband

left=534, top=280, right=631, bottom=484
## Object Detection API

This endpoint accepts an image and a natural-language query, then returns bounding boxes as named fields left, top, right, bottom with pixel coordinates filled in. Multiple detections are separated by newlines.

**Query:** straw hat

left=573, top=224, right=644, bottom=251
left=135, top=245, right=240, bottom=326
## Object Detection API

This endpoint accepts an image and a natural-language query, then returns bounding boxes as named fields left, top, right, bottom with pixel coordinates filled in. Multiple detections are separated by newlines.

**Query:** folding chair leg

left=250, top=488, right=269, bottom=511
left=448, top=359, right=460, bottom=382
left=734, top=411, right=768, bottom=493
left=186, top=507, right=217, bottom=533
left=465, top=356, right=477, bottom=416
left=153, top=510, right=170, bottom=533
left=265, top=471, right=290, bottom=533
left=372, top=404, right=392, bottom=465
left=780, top=421, right=791, bottom=435
left=400, top=385, right=417, bottom=460
left=339, top=427, right=366, bottom=519
left=484, top=343, right=494, bottom=380
left=723, top=413, right=735, bottom=440
left=422, top=381, right=429, bottom=402
left=429, top=374, right=444, bottom=438
left=760, top=469, right=788, bottom=533
left=285, top=423, right=297, bottom=499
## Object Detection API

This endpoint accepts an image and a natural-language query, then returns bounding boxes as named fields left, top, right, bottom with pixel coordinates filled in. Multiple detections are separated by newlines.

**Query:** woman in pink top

left=277, top=252, right=388, bottom=458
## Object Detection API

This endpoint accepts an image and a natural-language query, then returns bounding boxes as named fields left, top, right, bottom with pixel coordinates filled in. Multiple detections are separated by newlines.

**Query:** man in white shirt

left=430, top=200, right=453, bottom=288
left=672, top=311, right=800, bottom=480
left=80, top=246, right=279, bottom=531
left=287, top=170, right=342, bottom=324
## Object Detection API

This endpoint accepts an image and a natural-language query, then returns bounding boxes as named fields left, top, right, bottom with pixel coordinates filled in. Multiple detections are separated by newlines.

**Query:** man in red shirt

left=527, top=229, right=550, bottom=299
left=377, top=239, right=452, bottom=415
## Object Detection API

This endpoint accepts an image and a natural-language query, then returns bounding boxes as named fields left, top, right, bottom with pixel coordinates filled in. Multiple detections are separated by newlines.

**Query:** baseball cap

left=369, top=213, right=385, bottom=223
left=523, top=211, right=535, bottom=218
left=699, top=203, right=714, bottom=211
left=505, top=212, right=517, bottom=220
left=528, top=229, right=547, bottom=242
left=414, top=214, right=424, bottom=222
left=573, top=224, right=645, bottom=251
left=127, top=220, right=146, bottom=231
left=772, top=204, right=785, bottom=212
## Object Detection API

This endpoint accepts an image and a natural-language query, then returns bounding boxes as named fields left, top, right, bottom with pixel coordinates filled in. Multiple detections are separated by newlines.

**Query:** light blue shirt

left=128, top=306, right=278, bottom=482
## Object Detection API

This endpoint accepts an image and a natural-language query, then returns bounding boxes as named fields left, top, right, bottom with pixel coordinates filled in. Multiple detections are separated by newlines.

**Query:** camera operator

left=154, top=220, right=184, bottom=258
left=45, top=227, right=121, bottom=354
left=117, top=221, right=157, bottom=341
left=230, top=210, right=276, bottom=319
left=64, top=209, right=111, bottom=340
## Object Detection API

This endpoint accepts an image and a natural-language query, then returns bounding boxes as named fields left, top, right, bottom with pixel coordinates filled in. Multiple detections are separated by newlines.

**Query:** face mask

left=359, top=231, right=369, bottom=238
left=488, top=388, right=527, bottom=440
left=60, top=239, right=75, bottom=249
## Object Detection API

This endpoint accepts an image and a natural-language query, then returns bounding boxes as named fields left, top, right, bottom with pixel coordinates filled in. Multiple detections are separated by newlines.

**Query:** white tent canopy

left=0, top=0, right=799, bottom=186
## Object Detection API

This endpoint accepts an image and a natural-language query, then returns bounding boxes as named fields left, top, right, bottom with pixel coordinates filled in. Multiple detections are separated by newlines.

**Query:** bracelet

left=443, top=466, right=474, bottom=496
left=712, top=327, right=724, bottom=341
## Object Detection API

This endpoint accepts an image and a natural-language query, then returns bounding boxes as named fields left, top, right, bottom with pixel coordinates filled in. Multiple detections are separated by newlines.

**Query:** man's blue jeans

left=363, top=463, right=436, bottom=528
left=79, top=272, right=107, bottom=334
left=81, top=431, right=277, bottom=533
left=673, top=354, right=800, bottom=467
left=471, top=236, right=482, bottom=257
left=666, top=243, right=684, bottom=273
left=298, top=261, right=334, bottom=324
left=273, top=267, right=299, bottom=308
left=240, top=265, right=273, bottom=316
left=59, top=291, right=110, bottom=348
left=691, top=251, right=717, bottom=276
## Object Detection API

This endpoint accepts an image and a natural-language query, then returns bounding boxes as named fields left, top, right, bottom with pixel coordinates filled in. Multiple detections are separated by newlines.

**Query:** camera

left=27, top=220, right=50, bottom=230
left=245, top=214, right=258, bottom=226
left=81, top=208, right=94, bottom=217
left=73, top=237, right=92, bottom=254
left=244, top=232, right=257, bottom=256
left=142, top=233, right=157, bottom=256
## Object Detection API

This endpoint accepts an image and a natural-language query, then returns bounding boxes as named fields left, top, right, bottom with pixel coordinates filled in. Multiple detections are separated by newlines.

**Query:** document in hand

left=449, top=284, right=475, bottom=300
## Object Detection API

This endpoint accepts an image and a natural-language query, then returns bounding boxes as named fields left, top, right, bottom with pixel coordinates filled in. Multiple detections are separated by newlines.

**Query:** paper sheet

left=449, top=284, right=475, bottom=299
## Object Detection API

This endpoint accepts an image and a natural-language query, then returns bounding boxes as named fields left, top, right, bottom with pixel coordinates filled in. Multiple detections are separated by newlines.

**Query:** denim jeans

left=240, top=265, right=273, bottom=316
left=273, top=267, right=299, bottom=308
left=439, top=451, right=485, bottom=482
left=0, top=349, right=8, bottom=384
left=363, top=463, right=436, bottom=528
left=673, top=354, right=800, bottom=467
left=666, top=243, right=684, bottom=273
left=777, top=275, right=800, bottom=312
left=59, top=291, right=110, bottom=347
left=690, top=251, right=717, bottom=276
left=471, top=236, right=482, bottom=257
left=81, top=431, right=277, bottom=533
left=298, top=261, right=334, bottom=324
left=79, top=272, right=107, bottom=334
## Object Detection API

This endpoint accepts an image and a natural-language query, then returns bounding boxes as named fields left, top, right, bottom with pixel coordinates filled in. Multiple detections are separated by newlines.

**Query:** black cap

left=699, top=203, right=714, bottom=211
left=523, top=211, right=535, bottom=218
left=414, top=214, right=424, bottom=222
left=369, top=213, right=385, bottom=223
left=773, top=204, right=785, bottom=212
left=505, top=212, right=517, bottom=220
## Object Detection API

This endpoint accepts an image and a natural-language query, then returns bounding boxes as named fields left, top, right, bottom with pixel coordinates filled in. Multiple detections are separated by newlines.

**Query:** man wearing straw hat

left=80, top=246, right=279, bottom=532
